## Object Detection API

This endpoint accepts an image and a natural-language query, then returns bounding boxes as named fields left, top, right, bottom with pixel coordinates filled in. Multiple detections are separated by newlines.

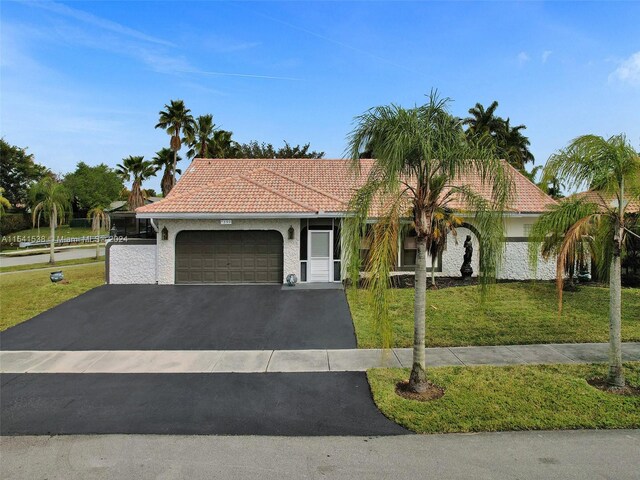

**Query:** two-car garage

left=175, top=230, right=283, bottom=284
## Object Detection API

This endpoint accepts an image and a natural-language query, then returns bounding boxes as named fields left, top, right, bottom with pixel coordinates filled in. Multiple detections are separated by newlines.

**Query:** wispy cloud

left=29, top=0, right=173, bottom=46
left=542, top=50, right=552, bottom=64
left=609, top=51, right=640, bottom=87
left=517, top=51, right=530, bottom=66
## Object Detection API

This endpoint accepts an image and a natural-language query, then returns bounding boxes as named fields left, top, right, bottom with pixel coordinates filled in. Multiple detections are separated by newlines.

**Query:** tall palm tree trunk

left=608, top=227, right=625, bottom=387
left=49, top=204, right=56, bottom=264
left=171, top=147, right=178, bottom=189
left=409, top=237, right=428, bottom=392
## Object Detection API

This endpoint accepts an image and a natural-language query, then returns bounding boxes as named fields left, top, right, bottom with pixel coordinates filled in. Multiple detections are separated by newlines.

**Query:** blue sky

left=1, top=1, right=639, bottom=192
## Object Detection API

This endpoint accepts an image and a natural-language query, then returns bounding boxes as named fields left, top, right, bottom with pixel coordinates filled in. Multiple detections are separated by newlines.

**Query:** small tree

left=115, top=156, right=157, bottom=210
left=345, top=92, right=513, bottom=393
left=87, top=206, right=110, bottom=259
left=29, top=177, right=70, bottom=264
left=529, top=134, right=640, bottom=388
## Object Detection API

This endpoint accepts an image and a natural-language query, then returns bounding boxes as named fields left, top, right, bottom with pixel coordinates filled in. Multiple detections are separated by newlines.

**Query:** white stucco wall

left=108, top=242, right=157, bottom=284
left=155, top=218, right=299, bottom=284
left=438, top=225, right=555, bottom=280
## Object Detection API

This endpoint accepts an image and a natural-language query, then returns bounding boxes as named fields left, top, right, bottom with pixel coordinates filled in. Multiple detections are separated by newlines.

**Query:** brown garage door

left=175, top=230, right=283, bottom=284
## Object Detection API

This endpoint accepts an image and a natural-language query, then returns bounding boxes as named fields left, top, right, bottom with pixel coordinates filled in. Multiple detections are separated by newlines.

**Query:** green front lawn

left=348, top=282, right=640, bottom=348
left=0, top=263, right=105, bottom=331
left=2, top=225, right=97, bottom=241
left=368, top=362, right=640, bottom=433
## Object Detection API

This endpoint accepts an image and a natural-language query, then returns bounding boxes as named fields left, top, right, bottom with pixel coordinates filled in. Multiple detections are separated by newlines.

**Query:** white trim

left=138, top=211, right=543, bottom=221
left=136, top=212, right=346, bottom=220
left=307, top=229, right=333, bottom=282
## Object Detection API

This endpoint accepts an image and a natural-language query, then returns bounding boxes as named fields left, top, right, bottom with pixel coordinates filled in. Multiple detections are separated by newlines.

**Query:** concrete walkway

left=2, top=342, right=638, bottom=374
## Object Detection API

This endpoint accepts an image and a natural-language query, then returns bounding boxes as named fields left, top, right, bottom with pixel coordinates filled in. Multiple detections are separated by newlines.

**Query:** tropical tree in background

left=529, top=134, right=640, bottom=388
left=115, top=156, right=157, bottom=211
left=464, top=101, right=534, bottom=171
left=344, top=92, right=514, bottom=393
left=152, top=148, right=182, bottom=197
left=187, top=114, right=216, bottom=159
left=29, top=176, right=70, bottom=264
left=209, top=129, right=240, bottom=158
left=155, top=100, right=195, bottom=193
left=0, top=187, right=11, bottom=216
left=87, top=205, right=110, bottom=259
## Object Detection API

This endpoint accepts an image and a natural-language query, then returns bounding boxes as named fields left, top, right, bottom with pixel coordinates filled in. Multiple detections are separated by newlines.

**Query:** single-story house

left=106, top=158, right=558, bottom=284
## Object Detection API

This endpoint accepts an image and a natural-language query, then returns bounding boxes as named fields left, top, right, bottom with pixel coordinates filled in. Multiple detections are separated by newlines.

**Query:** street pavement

left=1, top=430, right=638, bottom=479
left=0, top=247, right=105, bottom=267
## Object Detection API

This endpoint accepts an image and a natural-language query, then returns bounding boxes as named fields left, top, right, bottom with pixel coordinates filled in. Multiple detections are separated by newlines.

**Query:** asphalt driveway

left=0, top=372, right=407, bottom=436
left=0, top=285, right=357, bottom=350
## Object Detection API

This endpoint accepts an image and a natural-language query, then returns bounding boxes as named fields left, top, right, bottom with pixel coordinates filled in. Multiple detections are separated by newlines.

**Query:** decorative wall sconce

left=288, top=225, right=295, bottom=240
left=161, top=226, right=168, bottom=241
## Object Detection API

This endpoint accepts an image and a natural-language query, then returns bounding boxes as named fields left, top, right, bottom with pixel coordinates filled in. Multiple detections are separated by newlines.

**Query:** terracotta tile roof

left=137, top=158, right=557, bottom=215
left=572, top=190, right=640, bottom=214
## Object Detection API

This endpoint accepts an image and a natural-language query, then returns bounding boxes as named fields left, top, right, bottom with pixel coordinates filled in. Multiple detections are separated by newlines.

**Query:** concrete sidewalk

left=2, top=342, right=638, bottom=374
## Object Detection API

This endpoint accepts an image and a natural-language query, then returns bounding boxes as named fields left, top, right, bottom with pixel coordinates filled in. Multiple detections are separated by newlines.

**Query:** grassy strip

left=0, top=256, right=105, bottom=273
left=348, top=282, right=640, bottom=348
left=0, top=263, right=105, bottom=331
left=367, top=362, right=640, bottom=433
left=2, top=225, right=96, bottom=239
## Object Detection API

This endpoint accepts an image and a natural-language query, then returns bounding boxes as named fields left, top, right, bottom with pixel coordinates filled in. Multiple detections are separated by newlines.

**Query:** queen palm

left=87, top=205, right=110, bottom=259
left=187, top=114, right=216, bottom=159
left=29, top=177, right=70, bottom=264
left=529, top=134, right=640, bottom=388
left=345, top=92, right=513, bottom=393
left=155, top=100, right=195, bottom=192
left=152, top=148, right=182, bottom=197
left=115, top=156, right=157, bottom=211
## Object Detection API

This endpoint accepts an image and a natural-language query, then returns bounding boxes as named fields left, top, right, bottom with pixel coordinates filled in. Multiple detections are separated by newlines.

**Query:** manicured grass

left=368, top=362, right=640, bottom=433
left=0, top=263, right=105, bottom=331
left=347, top=282, right=640, bottom=348
left=2, top=225, right=96, bottom=241
left=0, top=256, right=105, bottom=273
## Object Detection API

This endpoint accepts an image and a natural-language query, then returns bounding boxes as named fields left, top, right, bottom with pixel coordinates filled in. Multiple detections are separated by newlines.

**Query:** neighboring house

left=106, top=158, right=557, bottom=284
left=107, top=197, right=162, bottom=237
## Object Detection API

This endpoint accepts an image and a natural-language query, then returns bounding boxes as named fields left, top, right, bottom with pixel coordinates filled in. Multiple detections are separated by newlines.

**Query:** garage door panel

left=175, top=230, right=283, bottom=284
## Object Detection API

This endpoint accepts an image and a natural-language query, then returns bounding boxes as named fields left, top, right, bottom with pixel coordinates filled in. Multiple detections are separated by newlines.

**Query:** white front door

left=308, top=230, right=332, bottom=282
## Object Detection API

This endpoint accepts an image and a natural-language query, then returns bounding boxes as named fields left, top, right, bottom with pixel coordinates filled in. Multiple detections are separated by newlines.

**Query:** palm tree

left=499, top=119, right=535, bottom=170
left=187, top=114, right=216, bottom=159
left=115, top=156, right=157, bottom=211
left=465, top=102, right=534, bottom=170
left=0, top=187, right=10, bottom=216
left=152, top=148, right=182, bottom=197
left=529, top=134, right=640, bottom=388
left=155, top=100, right=195, bottom=192
left=210, top=129, right=240, bottom=158
left=345, top=92, right=514, bottom=393
left=87, top=206, right=110, bottom=259
left=29, top=177, right=70, bottom=264
left=463, top=101, right=502, bottom=138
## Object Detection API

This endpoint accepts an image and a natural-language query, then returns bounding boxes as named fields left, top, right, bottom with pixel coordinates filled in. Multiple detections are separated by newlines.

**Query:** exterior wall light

left=288, top=225, right=295, bottom=240
left=161, top=226, right=168, bottom=241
